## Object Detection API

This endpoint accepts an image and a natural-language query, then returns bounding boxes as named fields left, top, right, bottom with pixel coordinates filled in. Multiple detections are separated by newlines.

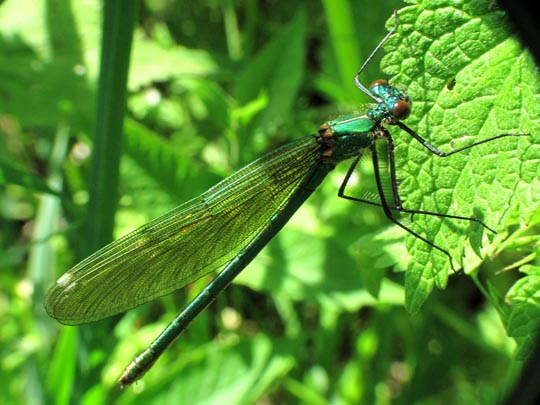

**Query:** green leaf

left=236, top=225, right=405, bottom=312
left=504, top=265, right=540, bottom=359
left=381, top=1, right=540, bottom=313
left=0, top=158, right=61, bottom=196
left=122, top=118, right=222, bottom=203
left=128, top=40, right=218, bottom=90
left=234, top=7, right=306, bottom=136
left=47, top=327, right=78, bottom=405
left=0, top=0, right=97, bottom=130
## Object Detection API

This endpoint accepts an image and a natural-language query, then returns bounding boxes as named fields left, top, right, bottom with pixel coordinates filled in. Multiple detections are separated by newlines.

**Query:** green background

left=1, top=0, right=539, bottom=404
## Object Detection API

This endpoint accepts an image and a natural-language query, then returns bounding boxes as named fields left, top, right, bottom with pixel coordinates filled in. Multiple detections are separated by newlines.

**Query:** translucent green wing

left=46, top=136, right=321, bottom=324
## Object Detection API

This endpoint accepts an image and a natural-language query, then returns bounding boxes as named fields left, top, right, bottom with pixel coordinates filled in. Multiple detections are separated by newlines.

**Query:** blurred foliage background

left=1, top=0, right=538, bottom=404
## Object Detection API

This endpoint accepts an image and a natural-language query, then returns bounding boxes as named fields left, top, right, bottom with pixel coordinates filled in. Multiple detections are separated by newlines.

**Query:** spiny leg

left=369, top=132, right=460, bottom=270
left=396, top=121, right=528, bottom=158
left=338, top=133, right=497, bottom=233
left=337, top=154, right=393, bottom=208
left=337, top=131, right=508, bottom=271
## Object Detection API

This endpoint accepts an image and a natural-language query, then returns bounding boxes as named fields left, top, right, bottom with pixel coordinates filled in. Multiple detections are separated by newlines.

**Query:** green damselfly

left=45, top=11, right=524, bottom=387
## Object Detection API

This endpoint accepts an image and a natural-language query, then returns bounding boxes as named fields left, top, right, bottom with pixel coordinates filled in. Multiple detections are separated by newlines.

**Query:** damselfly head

left=369, top=80, right=411, bottom=123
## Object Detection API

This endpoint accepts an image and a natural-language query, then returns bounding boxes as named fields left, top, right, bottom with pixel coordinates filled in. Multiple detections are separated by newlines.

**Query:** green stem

left=85, top=0, right=138, bottom=256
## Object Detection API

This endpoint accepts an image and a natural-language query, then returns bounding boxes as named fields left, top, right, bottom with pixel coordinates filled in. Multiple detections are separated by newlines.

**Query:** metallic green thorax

left=317, top=114, right=375, bottom=164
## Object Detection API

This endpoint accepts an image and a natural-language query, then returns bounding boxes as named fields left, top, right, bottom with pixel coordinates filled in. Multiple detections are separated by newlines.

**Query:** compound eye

left=370, top=79, right=388, bottom=89
left=392, top=99, right=410, bottom=120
